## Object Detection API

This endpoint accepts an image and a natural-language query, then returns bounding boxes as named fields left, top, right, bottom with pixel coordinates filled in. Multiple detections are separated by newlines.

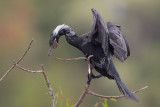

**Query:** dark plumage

left=48, top=8, right=138, bottom=102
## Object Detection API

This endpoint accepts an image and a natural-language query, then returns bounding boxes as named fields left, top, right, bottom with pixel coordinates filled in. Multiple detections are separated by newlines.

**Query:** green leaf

left=54, top=93, right=58, bottom=106
left=110, top=98, right=117, bottom=102
left=102, top=98, right=108, bottom=107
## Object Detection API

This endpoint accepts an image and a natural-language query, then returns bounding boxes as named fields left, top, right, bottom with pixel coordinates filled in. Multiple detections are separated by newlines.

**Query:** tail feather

left=115, top=78, right=139, bottom=102
left=108, top=59, right=139, bottom=102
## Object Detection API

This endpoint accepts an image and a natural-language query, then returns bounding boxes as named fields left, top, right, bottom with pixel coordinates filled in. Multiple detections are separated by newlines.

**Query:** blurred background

left=0, top=0, right=160, bottom=107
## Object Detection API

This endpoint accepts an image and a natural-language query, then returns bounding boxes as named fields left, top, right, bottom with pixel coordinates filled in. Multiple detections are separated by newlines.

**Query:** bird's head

left=48, top=24, right=72, bottom=56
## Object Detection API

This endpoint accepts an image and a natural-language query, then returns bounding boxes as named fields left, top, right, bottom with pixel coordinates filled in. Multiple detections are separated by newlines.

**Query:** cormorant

left=48, top=8, right=138, bottom=102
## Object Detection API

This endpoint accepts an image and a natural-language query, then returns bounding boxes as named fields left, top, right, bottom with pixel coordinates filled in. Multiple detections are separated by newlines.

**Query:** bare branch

left=74, top=84, right=90, bottom=107
left=0, top=39, right=55, bottom=107
left=87, top=86, right=148, bottom=99
left=0, top=39, right=34, bottom=83
left=15, top=63, right=42, bottom=73
left=57, top=55, right=148, bottom=107
left=41, top=64, right=55, bottom=107
left=74, top=55, right=93, bottom=107
left=16, top=39, right=34, bottom=64
left=55, top=56, right=87, bottom=61
left=55, top=55, right=94, bottom=61
left=56, top=55, right=94, bottom=107
left=14, top=64, right=55, bottom=107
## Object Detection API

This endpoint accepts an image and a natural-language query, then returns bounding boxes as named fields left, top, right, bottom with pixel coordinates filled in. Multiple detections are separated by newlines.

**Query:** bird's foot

left=87, top=79, right=91, bottom=84
left=87, top=74, right=103, bottom=84
left=84, top=54, right=89, bottom=62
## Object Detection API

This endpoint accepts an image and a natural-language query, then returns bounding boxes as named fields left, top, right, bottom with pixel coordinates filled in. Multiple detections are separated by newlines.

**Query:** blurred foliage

left=102, top=98, right=108, bottom=107
left=0, top=0, right=160, bottom=107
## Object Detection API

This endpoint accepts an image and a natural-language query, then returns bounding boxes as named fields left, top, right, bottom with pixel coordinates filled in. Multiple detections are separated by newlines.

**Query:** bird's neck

left=65, top=32, right=82, bottom=50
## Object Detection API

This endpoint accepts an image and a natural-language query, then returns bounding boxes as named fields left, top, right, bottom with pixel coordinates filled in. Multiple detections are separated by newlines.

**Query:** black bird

left=48, top=8, right=138, bottom=102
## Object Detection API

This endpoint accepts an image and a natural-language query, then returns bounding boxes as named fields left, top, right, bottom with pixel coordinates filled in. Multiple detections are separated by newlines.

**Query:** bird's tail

left=109, top=60, right=139, bottom=102
left=115, top=76, right=139, bottom=102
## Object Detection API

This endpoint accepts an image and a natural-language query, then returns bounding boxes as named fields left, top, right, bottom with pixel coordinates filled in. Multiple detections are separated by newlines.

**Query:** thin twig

left=55, top=56, right=87, bottom=61
left=15, top=63, right=42, bottom=73
left=74, top=55, right=93, bottom=107
left=94, top=98, right=103, bottom=107
left=74, top=84, right=90, bottom=107
left=0, top=39, right=55, bottom=107
left=56, top=55, right=94, bottom=107
left=57, top=55, right=148, bottom=107
left=0, top=39, right=34, bottom=83
left=41, top=64, right=55, bottom=107
left=87, top=86, right=148, bottom=99
left=14, top=63, right=55, bottom=107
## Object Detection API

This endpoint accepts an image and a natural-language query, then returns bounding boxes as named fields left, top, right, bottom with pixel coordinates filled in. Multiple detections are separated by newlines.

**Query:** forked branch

left=55, top=56, right=148, bottom=107
left=41, top=64, right=55, bottom=107
left=0, top=39, right=34, bottom=82
left=0, top=39, right=148, bottom=107
left=0, top=39, right=55, bottom=107
left=87, top=86, right=148, bottom=99
left=14, top=64, right=55, bottom=107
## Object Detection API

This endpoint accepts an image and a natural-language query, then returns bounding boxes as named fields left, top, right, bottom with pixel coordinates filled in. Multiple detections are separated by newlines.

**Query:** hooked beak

left=48, top=39, right=58, bottom=56
left=48, top=46, right=53, bottom=56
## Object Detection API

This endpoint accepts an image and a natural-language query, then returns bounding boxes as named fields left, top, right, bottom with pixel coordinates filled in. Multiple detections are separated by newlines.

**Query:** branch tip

left=0, top=39, right=34, bottom=83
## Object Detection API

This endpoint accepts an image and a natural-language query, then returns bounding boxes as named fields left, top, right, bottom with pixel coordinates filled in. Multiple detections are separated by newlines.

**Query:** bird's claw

left=87, top=74, right=103, bottom=84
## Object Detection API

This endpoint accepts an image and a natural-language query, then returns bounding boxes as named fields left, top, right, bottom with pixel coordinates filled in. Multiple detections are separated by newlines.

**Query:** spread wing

left=88, top=8, right=109, bottom=56
left=107, top=22, right=130, bottom=62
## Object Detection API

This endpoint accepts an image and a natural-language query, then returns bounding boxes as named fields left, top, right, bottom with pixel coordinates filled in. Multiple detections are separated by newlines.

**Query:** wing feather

left=87, top=9, right=130, bottom=61
left=107, top=22, right=130, bottom=62
left=88, top=8, right=109, bottom=55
